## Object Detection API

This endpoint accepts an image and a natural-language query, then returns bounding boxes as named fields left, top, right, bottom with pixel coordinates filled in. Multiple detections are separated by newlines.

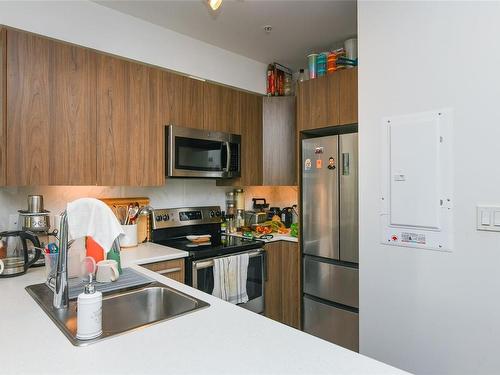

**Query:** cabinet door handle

left=157, top=267, right=182, bottom=275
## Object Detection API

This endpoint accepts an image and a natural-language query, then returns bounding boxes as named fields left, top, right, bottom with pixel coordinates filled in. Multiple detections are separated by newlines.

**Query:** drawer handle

left=157, top=267, right=182, bottom=275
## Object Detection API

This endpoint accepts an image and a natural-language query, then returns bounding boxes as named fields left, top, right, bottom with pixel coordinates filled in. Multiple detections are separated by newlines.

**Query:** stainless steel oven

left=192, top=249, right=265, bottom=314
left=166, top=125, right=241, bottom=178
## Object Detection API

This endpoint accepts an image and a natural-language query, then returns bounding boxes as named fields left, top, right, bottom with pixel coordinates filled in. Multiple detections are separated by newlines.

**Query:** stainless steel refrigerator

left=302, top=132, right=359, bottom=352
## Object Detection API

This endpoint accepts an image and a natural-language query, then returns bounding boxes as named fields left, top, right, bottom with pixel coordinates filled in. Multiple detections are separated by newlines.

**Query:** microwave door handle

left=224, top=141, right=231, bottom=172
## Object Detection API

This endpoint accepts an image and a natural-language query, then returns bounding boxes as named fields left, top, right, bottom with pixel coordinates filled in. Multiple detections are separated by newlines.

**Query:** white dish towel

left=212, top=253, right=249, bottom=304
left=66, top=198, right=124, bottom=253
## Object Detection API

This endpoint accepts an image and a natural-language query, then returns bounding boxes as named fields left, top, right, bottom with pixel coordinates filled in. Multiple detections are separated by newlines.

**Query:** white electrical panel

left=380, top=109, right=453, bottom=251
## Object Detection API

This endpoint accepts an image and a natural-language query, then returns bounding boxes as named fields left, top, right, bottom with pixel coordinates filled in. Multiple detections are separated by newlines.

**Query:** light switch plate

left=477, top=206, right=500, bottom=231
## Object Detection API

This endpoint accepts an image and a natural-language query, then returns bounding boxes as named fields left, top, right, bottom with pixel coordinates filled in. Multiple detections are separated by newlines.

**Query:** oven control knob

left=162, top=214, right=169, bottom=221
left=215, top=210, right=221, bottom=217
left=210, top=210, right=215, bottom=218
left=156, top=215, right=163, bottom=222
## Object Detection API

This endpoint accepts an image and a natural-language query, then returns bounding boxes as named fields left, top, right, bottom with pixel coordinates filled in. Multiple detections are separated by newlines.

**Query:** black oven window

left=175, top=137, right=224, bottom=171
left=197, top=255, right=263, bottom=302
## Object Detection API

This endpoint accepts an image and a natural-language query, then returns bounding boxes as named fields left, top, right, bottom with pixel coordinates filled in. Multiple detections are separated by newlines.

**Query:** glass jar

left=234, top=189, right=245, bottom=210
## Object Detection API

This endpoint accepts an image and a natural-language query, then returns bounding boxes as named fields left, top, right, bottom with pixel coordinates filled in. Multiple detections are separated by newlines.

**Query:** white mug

left=0, top=259, right=4, bottom=275
left=96, top=260, right=119, bottom=283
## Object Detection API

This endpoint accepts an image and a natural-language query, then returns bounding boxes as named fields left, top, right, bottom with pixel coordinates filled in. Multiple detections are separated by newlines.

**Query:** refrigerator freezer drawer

left=303, top=257, right=359, bottom=308
left=303, top=296, right=359, bottom=352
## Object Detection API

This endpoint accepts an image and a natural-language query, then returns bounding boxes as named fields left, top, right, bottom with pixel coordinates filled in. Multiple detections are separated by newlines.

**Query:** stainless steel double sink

left=26, top=281, right=209, bottom=346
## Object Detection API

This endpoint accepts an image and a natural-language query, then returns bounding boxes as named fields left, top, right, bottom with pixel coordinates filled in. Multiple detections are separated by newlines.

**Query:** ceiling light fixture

left=208, top=0, right=222, bottom=11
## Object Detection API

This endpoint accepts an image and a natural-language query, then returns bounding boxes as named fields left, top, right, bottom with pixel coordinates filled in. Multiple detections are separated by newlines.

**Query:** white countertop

left=120, top=242, right=188, bottom=267
left=0, top=250, right=405, bottom=375
left=229, top=232, right=299, bottom=243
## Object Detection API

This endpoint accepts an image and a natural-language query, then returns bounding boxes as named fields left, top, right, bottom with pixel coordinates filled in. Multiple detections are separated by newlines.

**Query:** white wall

left=358, top=1, right=500, bottom=374
left=0, top=1, right=267, bottom=93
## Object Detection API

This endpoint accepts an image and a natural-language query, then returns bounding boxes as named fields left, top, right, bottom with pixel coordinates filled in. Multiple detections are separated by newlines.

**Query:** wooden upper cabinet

left=49, top=39, right=97, bottom=185
left=0, top=28, right=5, bottom=186
left=339, top=68, right=358, bottom=125
left=6, top=29, right=50, bottom=185
left=6, top=29, right=97, bottom=185
left=238, top=92, right=263, bottom=186
left=263, top=96, right=296, bottom=186
left=327, top=72, right=341, bottom=125
left=297, top=67, right=357, bottom=132
left=96, top=55, right=163, bottom=186
left=161, top=71, right=204, bottom=130
left=203, top=83, right=240, bottom=134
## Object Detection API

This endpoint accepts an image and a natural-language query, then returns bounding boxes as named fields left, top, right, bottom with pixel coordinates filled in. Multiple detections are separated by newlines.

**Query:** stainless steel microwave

left=166, top=125, right=241, bottom=178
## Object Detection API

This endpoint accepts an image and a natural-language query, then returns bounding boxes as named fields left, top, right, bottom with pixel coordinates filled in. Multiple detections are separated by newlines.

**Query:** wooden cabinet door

left=141, top=258, right=185, bottom=284
left=264, top=242, right=283, bottom=322
left=339, top=68, right=358, bottom=125
left=216, top=91, right=261, bottom=187
left=327, top=73, right=341, bottom=126
left=0, top=28, right=5, bottom=186
left=262, top=96, right=296, bottom=186
left=6, top=30, right=50, bottom=185
left=281, top=242, right=301, bottom=329
left=161, top=71, right=204, bottom=130
left=203, top=83, right=240, bottom=134
left=6, top=29, right=97, bottom=185
left=49, top=40, right=97, bottom=185
left=238, top=92, right=263, bottom=186
left=97, top=55, right=163, bottom=186
left=297, top=80, right=311, bottom=132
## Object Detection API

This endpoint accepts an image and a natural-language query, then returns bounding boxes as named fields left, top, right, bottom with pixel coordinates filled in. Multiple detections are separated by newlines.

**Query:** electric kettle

left=0, top=231, right=41, bottom=277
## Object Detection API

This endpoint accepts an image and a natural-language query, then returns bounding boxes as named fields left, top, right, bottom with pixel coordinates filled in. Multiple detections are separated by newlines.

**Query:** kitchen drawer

left=303, top=257, right=358, bottom=308
left=303, top=296, right=359, bottom=352
left=141, top=258, right=185, bottom=284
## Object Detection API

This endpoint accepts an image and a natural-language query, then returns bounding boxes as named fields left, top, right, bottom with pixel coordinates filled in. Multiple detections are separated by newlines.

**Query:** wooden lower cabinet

left=264, top=241, right=300, bottom=329
left=141, top=258, right=185, bottom=284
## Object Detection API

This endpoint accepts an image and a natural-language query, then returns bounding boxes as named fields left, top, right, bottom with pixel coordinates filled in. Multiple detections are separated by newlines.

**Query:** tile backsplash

left=0, top=180, right=298, bottom=231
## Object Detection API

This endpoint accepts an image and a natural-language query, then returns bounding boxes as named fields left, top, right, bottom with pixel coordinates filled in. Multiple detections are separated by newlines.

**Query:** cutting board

left=99, top=197, right=151, bottom=243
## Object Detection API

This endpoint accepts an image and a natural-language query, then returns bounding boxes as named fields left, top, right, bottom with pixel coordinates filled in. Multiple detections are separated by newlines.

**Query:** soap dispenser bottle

left=76, top=274, right=102, bottom=340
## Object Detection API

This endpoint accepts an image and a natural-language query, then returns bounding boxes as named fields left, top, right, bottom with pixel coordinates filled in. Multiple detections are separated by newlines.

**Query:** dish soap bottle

left=76, top=274, right=102, bottom=340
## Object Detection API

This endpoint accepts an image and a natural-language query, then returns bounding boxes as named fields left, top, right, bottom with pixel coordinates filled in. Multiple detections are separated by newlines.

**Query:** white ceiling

left=95, top=0, right=357, bottom=70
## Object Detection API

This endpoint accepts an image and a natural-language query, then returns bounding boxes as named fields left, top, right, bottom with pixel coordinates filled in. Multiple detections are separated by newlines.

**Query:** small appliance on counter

left=252, top=198, right=269, bottom=212
left=243, top=198, right=270, bottom=226
left=0, top=230, right=41, bottom=277
left=17, top=195, right=55, bottom=267
left=281, top=207, right=294, bottom=228
left=18, top=195, right=51, bottom=232
left=244, top=211, right=267, bottom=226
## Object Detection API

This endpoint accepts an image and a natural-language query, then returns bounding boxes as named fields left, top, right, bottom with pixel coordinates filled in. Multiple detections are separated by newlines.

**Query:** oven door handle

left=263, top=250, right=267, bottom=281
left=193, top=250, right=264, bottom=270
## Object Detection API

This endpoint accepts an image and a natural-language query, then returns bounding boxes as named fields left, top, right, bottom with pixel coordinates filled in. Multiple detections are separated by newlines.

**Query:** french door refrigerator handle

left=342, top=152, right=350, bottom=176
